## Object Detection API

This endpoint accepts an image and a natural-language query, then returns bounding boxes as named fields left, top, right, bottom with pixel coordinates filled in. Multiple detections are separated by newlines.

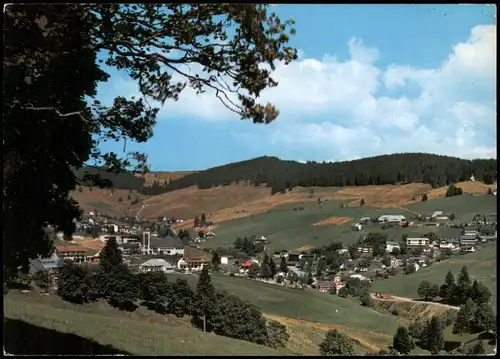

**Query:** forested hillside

left=76, top=153, right=496, bottom=195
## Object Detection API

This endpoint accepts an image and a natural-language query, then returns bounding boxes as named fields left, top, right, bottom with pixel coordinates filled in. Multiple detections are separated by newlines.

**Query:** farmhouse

left=378, top=214, right=406, bottom=223
left=142, top=235, right=185, bottom=256
left=439, top=240, right=456, bottom=249
left=385, top=240, right=400, bottom=253
left=460, top=246, right=476, bottom=253
left=357, top=245, right=373, bottom=253
left=55, top=245, right=87, bottom=263
left=316, top=280, right=333, bottom=293
left=139, top=258, right=176, bottom=273
left=406, top=237, right=430, bottom=247
left=460, top=235, right=478, bottom=246
left=177, top=255, right=210, bottom=272
left=85, top=248, right=101, bottom=264
left=463, top=228, right=479, bottom=236
left=220, top=255, right=235, bottom=265
left=29, top=252, right=62, bottom=277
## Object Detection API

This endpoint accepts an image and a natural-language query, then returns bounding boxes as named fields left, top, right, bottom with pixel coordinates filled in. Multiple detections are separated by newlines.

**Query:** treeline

left=390, top=266, right=496, bottom=355
left=52, top=238, right=289, bottom=350
left=74, top=153, right=497, bottom=195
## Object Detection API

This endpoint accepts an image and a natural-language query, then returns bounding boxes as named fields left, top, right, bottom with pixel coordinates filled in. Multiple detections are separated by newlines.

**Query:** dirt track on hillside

left=370, top=293, right=460, bottom=310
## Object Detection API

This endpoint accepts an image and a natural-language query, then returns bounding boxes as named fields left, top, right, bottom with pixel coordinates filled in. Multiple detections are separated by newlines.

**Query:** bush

left=266, top=320, right=289, bottom=348
left=337, top=287, right=349, bottom=298
left=360, top=294, right=373, bottom=307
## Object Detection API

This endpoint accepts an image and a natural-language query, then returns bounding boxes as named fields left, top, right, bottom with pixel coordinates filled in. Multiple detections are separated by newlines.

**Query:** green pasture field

left=4, top=290, right=292, bottom=356
left=405, top=195, right=496, bottom=221
left=202, top=197, right=472, bottom=251
left=166, top=272, right=403, bottom=348
left=372, top=242, right=497, bottom=308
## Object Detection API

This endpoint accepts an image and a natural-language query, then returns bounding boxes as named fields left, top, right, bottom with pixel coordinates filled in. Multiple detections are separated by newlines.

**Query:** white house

left=439, top=240, right=455, bottom=249
left=139, top=259, right=176, bottom=273
left=406, top=237, right=430, bottom=246
left=378, top=214, right=406, bottom=223
left=350, top=274, right=370, bottom=281
left=177, top=255, right=210, bottom=272
left=147, top=237, right=185, bottom=256
left=385, top=240, right=400, bottom=253
left=220, top=256, right=234, bottom=265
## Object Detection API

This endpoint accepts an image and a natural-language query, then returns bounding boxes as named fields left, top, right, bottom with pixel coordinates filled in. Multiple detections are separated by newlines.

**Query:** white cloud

left=100, top=24, right=496, bottom=161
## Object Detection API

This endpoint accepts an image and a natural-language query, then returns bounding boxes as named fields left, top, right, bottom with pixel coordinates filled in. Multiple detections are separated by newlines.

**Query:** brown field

left=71, top=180, right=493, bottom=223
left=264, top=313, right=391, bottom=354
left=71, top=187, right=146, bottom=218
left=425, top=181, right=495, bottom=200
left=136, top=171, right=196, bottom=186
left=312, top=217, right=353, bottom=227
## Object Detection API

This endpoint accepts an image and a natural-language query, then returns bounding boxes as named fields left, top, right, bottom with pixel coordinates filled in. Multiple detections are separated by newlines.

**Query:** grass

left=4, top=290, right=292, bottom=356
left=371, top=241, right=497, bottom=308
left=405, top=195, right=496, bottom=220
left=166, top=272, right=403, bottom=352
left=202, top=196, right=480, bottom=251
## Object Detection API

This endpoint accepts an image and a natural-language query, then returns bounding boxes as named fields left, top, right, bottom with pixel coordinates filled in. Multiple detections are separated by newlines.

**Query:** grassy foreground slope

left=166, top=273, right=404, bottom=351
left=4, top=291, right=292, bottom=356
left=372, top=242, right=497, bottom=308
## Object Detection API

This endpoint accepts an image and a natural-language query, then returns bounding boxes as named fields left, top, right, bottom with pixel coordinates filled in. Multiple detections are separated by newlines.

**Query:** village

left=29, top=207, right=497, bottom=298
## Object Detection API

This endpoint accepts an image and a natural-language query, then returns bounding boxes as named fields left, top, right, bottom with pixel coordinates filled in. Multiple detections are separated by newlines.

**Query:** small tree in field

left=392, top=326, right=414, bottom=355
left=319, top=329, right=354, bottom=356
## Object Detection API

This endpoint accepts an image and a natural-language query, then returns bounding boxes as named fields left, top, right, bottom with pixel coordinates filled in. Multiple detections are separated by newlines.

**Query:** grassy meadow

left=166, top=272, right=404, bottom=351
left=203, top=200, right=415, bottom=251
left=372, top=241, right=497, bottom=308
left=201, top=194, right=495, bottom=252
left=4, top=290, right=292, bottom=356
left=405, top=195, right=496, bottom=220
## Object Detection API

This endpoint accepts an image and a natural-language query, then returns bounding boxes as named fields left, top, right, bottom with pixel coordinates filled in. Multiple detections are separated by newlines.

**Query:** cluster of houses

left=29, top=228, right=212, bottom=287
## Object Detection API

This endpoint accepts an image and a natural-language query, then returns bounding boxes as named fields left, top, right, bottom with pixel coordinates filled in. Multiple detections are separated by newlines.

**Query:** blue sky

left=95, top=4, right=496, bottom=171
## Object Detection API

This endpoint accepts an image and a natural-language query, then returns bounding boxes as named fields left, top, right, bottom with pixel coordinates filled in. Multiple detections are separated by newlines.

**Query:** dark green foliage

left=200, top=214, right=206, bottom=226
left=408, top=321, right=426, bottom=340
left=319, top=329, right=354, bottom=356
left=360, top=198, right=365, bottom=206
left=269, top=257, right=277, bottom=277
left=192, top=266, right=217, bottom=332
left=105, top=265, right=139, bottom=312
left=168, top=279, right=194, bottom=318
left=211, top=252, right=221, bottom=269
left=4, top=3, right=298, bottom=283
left=279, top=256, right=288, bottom=274
left=445, top=184, right=463, bottom=197
left=424, top=316, right=444, bottom=354
left=454, top=266, right=472, bottom=305
left=137, top=272, right=171, bottom=314
left=471, top=303, right=495, bottom=333
left=417, top=280, right=431, bottom=300
left=211, top=292, right=269, bottom=345
left=163, top=153, right=496, bottom=194
left=57, top=262, right=98, bottom=304
left=453, top=306, right=470, bottom=336
left=345, top=277, right=371, bottom=298
left=469, top=279, right=492, bottom=305
left=392, top=326, right=413, bottom=355
left=260, top=254, right=272, bottom=278
left=178, top=229, right=190, bottom=243
left=99, top=237, right=123, bottom=274
left=194, top=216, right=200, bottom=228
left=233, top=236, right=264, bottom=256
left=337, top=287, right=349, bottom=298
left=439, top=270, right=456, bottom=304
left=421, top=193, right=428, bottom=202
left=33, top=271, right=50, bottom=289
left=266, top=320, right=289, bottom=348
left=360, top=294, right=373, bottom=307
